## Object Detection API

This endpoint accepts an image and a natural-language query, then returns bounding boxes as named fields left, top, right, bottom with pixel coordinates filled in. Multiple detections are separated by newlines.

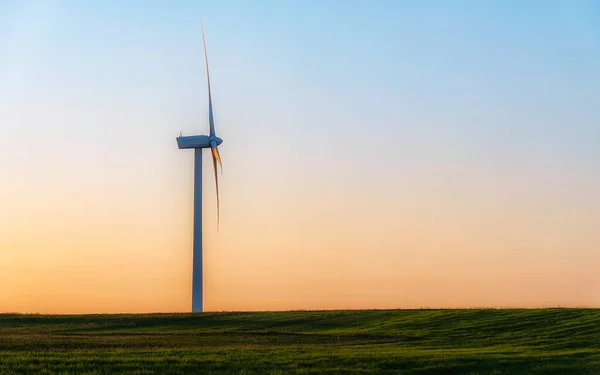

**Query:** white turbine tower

left=177, top=22, right=223, bottom=313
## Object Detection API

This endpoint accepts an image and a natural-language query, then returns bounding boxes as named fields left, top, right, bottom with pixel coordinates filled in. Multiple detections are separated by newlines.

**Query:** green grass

left=1, top=309, right=599, bottom=374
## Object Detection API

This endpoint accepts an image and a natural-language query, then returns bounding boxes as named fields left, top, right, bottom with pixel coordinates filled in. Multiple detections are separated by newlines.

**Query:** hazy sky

left=1, top=0, right=599, bottom=313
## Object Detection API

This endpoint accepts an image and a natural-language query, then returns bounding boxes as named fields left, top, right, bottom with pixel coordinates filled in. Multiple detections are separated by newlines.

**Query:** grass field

left=1, top=309, right=599, bottom=374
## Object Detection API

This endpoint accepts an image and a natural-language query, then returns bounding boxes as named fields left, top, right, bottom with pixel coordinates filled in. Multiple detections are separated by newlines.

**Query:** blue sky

left=1, top=0, right=600, bottom=312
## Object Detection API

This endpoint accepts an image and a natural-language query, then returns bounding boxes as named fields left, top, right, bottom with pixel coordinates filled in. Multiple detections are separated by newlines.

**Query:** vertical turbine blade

left=211, top=148, right=221, bottom=231
left=201, top=21, right=216, bottom=137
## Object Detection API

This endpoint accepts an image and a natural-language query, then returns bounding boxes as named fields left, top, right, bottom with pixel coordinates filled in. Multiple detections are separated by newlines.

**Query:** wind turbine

left=177, top=22, right=223, bottom=313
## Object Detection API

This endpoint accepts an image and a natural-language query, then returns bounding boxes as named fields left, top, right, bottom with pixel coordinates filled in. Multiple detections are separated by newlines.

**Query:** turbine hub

left=210, top=136, right=223, bottom=146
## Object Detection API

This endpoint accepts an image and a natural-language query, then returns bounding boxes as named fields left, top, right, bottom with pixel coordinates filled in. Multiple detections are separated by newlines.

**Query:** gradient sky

left=1, top=0, right=599, bottom=314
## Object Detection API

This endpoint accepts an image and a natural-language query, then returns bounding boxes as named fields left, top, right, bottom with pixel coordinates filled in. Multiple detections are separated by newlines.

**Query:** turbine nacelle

left=177, top=135, right=223, bottom=149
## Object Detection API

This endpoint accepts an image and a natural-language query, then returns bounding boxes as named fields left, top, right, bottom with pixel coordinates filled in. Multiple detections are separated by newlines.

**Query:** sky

left=1, top=0, right=599, bottom=314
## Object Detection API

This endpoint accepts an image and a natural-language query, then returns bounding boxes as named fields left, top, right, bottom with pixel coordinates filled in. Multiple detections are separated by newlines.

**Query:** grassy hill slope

left=1, top=309, right=599, bottom=374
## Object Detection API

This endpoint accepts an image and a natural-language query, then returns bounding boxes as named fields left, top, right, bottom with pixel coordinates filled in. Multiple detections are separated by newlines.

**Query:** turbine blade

left=201, top=21, right=216, bottom=137
left=211, top=146, right=221, bottom=231
left=211, top=144, right=223, bottom=173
